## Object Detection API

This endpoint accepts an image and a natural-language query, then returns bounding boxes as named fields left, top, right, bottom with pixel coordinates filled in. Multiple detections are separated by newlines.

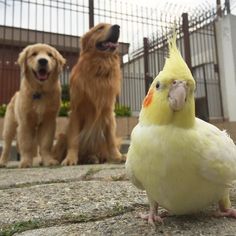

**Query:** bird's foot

left=139, top=212, right=164, bottom=226
left=214, top=208, right=236, bottom=218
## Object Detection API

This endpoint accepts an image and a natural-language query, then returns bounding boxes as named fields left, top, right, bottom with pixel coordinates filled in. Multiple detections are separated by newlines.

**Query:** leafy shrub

left=61, top=84, right=70, bottom=102
left=0, top=104, right=7, bottom=117
left=0, top=102, right=131, bottom=118
left=59, top=101, right=70, bottom=117
left=59, top=84, right=70, bottom=117
left=59, top=84, right=132, bottom=117
left=115, top=104, right=131, bottom=117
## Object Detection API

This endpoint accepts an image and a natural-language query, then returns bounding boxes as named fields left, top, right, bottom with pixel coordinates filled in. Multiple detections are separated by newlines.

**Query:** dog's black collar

left=32, top=92, right=42, bottom=100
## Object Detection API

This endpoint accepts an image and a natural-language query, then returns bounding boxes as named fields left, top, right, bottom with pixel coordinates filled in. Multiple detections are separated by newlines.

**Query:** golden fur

left=55, top=23, right=123, bottom=165
left=0, top=44, right=65, bottom=168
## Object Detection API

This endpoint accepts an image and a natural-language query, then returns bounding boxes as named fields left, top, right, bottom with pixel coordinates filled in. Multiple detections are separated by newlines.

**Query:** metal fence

left=0, top=0, right=231, bottom=120
left=120, top=8, right=225, bottom=120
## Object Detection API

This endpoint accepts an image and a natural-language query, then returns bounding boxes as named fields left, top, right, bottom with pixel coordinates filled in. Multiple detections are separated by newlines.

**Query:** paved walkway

left=0, top=162, right=236, bottom=236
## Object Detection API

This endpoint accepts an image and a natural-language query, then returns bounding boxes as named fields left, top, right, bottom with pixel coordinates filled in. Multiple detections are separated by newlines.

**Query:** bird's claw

left=214, top=208, right=236, bottom=218
left=139, top=212, right=164, bottom=226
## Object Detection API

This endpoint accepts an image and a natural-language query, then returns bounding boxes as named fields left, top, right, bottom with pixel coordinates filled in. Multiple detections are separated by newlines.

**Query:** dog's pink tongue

left=104, top=42, right=119, bottom=48
left=37, top=72, right=48, bottom=81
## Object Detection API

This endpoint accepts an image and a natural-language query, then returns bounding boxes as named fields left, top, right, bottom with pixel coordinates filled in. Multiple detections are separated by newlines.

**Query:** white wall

left=216, top=15, right=236, bottom=121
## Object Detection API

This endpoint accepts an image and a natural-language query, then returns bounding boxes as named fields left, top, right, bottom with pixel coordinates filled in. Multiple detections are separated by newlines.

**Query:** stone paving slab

left=17, top=209, right=236, bottom=236
left=0, top=181, right=145, bottom=226
left=0, top=166, right=88, bottom=189
left=0, top=164, right=124, bottom=189
left=0, top=162, right=236, bottom=236
left=90, top=168, right=128, bottom=181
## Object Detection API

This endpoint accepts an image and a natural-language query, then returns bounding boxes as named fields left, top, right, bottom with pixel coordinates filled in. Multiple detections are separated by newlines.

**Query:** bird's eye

left=156, top=81, right=160, bottom=90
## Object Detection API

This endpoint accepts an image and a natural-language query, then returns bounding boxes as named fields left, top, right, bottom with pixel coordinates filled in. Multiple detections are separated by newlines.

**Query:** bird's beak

left=168, top=80, right=187, bottom=111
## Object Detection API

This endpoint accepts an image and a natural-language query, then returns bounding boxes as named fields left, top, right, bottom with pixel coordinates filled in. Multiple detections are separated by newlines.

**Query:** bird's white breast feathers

left=126, top=118, right=236, bottom=214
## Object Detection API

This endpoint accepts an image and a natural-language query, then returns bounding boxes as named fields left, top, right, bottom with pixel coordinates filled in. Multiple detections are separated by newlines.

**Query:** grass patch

left=112, top=202, right=127, bottom=214
left=0, top=178, right=81, bottom=190
left=0, top=220, right=41, bottom=236
left=81, top=167, right=101, bottom=180
left=111, top=174, right=127, bottom=181
left=0, top=205, right=135, bottom=236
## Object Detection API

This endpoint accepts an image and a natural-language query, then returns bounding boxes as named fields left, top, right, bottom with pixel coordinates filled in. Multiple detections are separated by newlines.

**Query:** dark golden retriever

left=0, top=44, right=65, bottom=168
left=54, top=23, right=123, bottom=165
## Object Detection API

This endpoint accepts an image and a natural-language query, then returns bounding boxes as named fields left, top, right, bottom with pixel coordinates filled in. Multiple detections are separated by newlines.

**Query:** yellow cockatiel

left=126, top=34, right=236, bottom=225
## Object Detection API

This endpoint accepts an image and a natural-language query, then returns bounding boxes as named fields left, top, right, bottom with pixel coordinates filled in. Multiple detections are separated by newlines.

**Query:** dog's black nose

left=112, top=25, right=120, bottom=31
left=109, top=25, right=120, bottom=43
left=38, top=58, right=48, bottom=66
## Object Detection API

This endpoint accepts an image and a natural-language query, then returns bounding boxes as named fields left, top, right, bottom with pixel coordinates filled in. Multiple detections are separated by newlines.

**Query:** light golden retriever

left=54, top=23, right=124, bottom=165
left=0, top=43, right=65, bottom=168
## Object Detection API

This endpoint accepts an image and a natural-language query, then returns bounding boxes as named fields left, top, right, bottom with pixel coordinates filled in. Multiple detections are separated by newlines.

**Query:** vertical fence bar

left=216, top=0, right=222, bottom=17
left=89, top=0, right=94, bottom=28
left=202, top=66, right=210, bottom=121
left=143, top=37, right=150, bottom=94
left=213, top=22, right=225, bottom=119
left=225, top=0, right=230, bottom=14
left=182, top=13, right=192, bottom=72
left=2, top=0, right=7, bottom=103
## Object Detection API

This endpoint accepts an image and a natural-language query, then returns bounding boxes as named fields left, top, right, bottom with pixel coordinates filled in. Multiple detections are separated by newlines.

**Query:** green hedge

left=114, top=104, right=131, bottom=117
left=0, top=102, right=131, bottom=117
left=59, top=101, right=70, bottom=117
left=61, top=84, right=70, bottom=102
left=0, top=104, right=7, bottom=117
left=58, top=102, right=131, bottom=117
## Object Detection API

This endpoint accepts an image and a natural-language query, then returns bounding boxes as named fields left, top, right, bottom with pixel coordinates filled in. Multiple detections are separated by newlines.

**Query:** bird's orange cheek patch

left=143, top=89, right=154, bottom=107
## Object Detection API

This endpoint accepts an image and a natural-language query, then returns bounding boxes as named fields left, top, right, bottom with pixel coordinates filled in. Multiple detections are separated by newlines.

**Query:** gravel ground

left=0, top=163, right=236, bottom=236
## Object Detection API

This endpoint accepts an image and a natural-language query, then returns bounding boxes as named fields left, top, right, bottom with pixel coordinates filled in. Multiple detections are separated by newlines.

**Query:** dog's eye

left=31, top=52, right=38, bottom=57
left=47, top=52, right=53, bottom=57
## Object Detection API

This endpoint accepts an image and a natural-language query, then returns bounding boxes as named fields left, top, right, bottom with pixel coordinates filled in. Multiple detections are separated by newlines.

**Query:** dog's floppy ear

left=17, top=45, right=31, bottom=74
left=80, top=33, right=90, bottom=53
left=54, top=50, right=66, bottom=73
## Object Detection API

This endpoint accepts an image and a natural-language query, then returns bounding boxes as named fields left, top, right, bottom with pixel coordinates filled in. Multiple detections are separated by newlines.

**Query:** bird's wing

left=126, top=124, right=146, bottom=190
left=196, top=118, right=236, bottom=186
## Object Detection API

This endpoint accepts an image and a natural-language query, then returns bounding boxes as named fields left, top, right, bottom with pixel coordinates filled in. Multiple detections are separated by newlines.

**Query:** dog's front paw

left=119, top=154, right=127, bottom=163
left=0, top=156, right=7, bottom=168
left=109, top=151, right=126, bottom=163
left=43, top=157, right=59, bottom=166
left=87, top=155, right=100, bottom=164
left=0, top=161, right=7, bottom=168
left=19, top=158, right=33, bottom=168
left=62, top=154, right=78, bottom=166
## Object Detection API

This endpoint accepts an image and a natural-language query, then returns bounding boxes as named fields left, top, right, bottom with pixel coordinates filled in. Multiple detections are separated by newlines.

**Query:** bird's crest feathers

left=160, top=32, right=193, bottom=83
left=140, top=31, right=196, bottom=127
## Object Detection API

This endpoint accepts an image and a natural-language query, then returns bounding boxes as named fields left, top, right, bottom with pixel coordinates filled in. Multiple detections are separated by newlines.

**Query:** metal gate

left=141, top=13, right=224, bottom=121
left=190, top=20, right=224, bottom=120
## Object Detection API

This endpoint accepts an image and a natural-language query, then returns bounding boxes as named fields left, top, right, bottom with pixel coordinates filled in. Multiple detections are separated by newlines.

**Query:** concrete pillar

left=216, top=15, right=236, bottom=121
